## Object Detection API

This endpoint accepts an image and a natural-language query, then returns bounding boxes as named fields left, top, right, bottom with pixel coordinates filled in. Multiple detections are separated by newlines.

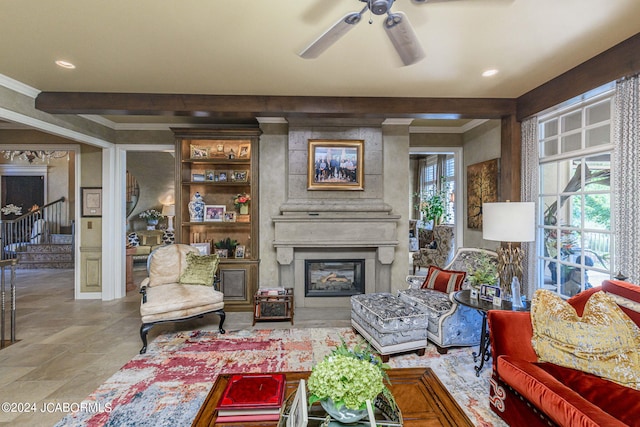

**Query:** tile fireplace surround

left=273, top=201, right=400, bottom=308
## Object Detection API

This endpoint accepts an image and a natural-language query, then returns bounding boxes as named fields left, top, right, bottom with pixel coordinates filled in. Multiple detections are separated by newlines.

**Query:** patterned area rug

left=55, top=328, right=506, bottom=427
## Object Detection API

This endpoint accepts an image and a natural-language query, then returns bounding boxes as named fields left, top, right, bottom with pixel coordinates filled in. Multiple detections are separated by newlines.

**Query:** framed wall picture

left=204, top=205, right=225, bottom=222
left=307, top=139, right=364, bottom=191
left=224, top=211, right=236, bottom=222
left=467, top=158, right=499, bottom=229
left=81, top=187, right=102, bottom=217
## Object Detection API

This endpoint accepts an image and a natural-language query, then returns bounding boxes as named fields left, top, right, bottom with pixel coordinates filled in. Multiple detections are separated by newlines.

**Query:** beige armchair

left=139, top=244, right=225, bottom=353
left=412, top=224, right=455, bottom=274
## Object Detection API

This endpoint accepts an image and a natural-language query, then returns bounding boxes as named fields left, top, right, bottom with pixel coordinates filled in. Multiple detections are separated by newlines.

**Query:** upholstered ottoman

left=350, top=293, right=428, bottom=361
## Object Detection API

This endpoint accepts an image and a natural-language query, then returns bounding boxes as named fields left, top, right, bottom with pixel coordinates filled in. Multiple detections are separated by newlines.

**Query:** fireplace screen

left=305, top=259, right=365, bottom=297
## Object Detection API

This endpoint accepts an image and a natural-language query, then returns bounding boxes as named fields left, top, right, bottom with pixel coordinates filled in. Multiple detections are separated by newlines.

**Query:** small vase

left=320, top=398, right=368, bottom=424
left=239, top=204, right=249, bottom=215
left=146, top=219, right=159, bottom=230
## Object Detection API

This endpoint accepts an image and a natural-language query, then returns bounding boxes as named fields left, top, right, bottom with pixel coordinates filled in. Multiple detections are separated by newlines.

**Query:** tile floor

left=0, top=266, right=353, bottom=426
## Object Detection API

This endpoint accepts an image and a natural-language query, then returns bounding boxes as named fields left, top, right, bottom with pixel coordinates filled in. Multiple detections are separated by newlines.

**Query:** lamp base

left=496, top=243, right=524, bottom=301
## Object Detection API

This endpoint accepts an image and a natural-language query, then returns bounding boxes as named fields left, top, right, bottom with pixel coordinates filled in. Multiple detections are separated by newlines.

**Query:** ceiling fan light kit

left=299, top=0, right=426, bottom=66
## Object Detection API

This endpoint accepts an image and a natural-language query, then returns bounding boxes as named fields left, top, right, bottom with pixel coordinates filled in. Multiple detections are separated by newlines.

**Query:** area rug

left=55, top=328, right=506, bottom=427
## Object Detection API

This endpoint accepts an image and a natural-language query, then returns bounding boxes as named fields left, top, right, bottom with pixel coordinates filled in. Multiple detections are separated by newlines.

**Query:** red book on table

left=216, top=373, right=286, bottom=415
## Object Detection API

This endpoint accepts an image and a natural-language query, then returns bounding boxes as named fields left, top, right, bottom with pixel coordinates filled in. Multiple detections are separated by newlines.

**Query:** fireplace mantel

left=272, top=202, right=400, bottom=307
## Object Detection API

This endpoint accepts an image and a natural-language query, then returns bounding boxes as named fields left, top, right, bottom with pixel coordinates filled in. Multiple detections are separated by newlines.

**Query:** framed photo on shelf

left=205, top=170, right=215, bottom=181
left=204, top=205, right=225, bottom=222
left=190, top=145, right=209, bottom=159
left=81, top=187, right=102, bottom=217
left=307, top=139, right=364, bottom=191
left=235, top=245, right=245, bottom=259
left=217, top=171, right=228, bottom=182
left=190, top=243, right=210, bottom=255
left=215, top=248, right=228, bottom=258
left=224, top=211, right=236, bottom=222
left=238, top=143, right=251, bottom=158
left=192, top=173, right=205, bottom=182
left=480, top=284, right=501, bottom=303
left=231, top=170, right=248, bottom=182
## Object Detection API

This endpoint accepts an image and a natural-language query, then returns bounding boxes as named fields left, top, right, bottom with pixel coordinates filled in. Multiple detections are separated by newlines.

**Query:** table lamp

left=482, top=201, right=535, bottom=301
left=162, top=204, right=175, bottom=232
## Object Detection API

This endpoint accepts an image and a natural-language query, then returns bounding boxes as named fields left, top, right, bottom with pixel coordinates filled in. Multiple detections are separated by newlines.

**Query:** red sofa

left=488, top=280, right=640, bottom=427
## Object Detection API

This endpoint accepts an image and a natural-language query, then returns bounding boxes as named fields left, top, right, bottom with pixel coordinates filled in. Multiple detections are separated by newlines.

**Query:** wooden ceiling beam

left=35, top=93, right=516, bottom=120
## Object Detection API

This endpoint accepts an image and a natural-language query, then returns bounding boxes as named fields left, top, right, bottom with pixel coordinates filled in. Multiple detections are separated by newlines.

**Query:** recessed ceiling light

left=482, top=69, right=499, bottom=77
left=55, top=60, right=76, bottom=69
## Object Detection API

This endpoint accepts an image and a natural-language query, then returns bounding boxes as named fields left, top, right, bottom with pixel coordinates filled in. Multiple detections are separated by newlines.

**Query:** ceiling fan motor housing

left=369, top=0, right=394, bottom=15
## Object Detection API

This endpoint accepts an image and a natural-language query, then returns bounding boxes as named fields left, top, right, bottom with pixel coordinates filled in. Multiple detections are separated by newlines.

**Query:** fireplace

left=305, top=259, right=365, bottom=297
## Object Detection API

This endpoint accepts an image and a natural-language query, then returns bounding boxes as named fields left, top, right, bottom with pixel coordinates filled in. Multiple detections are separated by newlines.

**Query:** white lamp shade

left=483, top=202, right=535, bottom=242
left=162, top=204, right=175, bottom=216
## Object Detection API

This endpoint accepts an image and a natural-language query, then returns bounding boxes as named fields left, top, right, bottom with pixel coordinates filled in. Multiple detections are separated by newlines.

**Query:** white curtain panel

left=614, top=75, right=640, bottom=283
left=520, top=117, right=539, bottom=298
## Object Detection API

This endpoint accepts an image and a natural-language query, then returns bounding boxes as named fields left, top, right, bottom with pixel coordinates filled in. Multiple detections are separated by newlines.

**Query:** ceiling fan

left=299, top=0, right=436, bottom=66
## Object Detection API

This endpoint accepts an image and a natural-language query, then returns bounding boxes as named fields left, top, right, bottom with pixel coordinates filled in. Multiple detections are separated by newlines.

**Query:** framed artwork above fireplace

left=307, top=139, right=364, bottom=191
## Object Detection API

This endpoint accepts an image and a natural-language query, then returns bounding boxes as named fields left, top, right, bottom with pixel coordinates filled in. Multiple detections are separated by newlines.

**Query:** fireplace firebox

left=305, top=259, right=365, bottom=297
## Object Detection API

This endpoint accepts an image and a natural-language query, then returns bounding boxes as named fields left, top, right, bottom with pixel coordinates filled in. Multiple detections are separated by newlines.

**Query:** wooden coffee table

left=192, top=367, right=473, bottom=427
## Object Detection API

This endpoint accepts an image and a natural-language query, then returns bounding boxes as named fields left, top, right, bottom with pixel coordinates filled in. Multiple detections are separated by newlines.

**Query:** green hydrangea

left=307, top=339, right=393, bottom=411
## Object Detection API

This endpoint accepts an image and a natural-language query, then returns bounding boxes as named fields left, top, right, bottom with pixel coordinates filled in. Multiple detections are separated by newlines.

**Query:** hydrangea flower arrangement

left=307, top=339, right=395, bottom=411
left=138, top=209, right=164, bottom=221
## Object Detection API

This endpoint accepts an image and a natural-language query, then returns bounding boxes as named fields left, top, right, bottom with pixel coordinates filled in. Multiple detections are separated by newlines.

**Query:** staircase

left=15, top=234, right=74, bottom=269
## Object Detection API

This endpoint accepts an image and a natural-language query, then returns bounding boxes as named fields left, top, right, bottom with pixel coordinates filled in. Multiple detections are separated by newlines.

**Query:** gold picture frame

left=190, top=145, right=209, bottom=159
left=307, top=139, right=364, bottom=191
left=467, top=158, right=500, bottom=229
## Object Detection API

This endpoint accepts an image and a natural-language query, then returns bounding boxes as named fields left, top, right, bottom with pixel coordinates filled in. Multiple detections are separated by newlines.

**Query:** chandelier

left=2, top=150, right=68, bottom=164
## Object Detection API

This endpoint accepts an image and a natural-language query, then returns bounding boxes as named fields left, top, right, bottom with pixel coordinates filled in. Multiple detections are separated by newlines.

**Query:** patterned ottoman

left=350, top=293, right=428, bottom=361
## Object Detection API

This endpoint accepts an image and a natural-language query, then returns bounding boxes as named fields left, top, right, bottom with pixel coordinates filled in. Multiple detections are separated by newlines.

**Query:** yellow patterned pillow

left=531, top=289, right=640, bottom=390
left=178, top=252, right=219, bottom=286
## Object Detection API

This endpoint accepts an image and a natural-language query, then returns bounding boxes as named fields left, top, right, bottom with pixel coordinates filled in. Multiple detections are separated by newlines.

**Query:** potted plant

left=467, top=252, right=498, bottom=290
left=416, top=180, right=451, bottom=228
left=233, top=193, right=251, bottom=215
left=307, top=339, right=396, bottom=423
left=138, top=209, right=165, bottom=229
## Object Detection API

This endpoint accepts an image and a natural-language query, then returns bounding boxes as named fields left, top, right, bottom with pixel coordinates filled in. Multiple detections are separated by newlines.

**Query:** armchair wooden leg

left=140, top=323, right=154, bottom=354
left=216, top=309, right=226, bottom=334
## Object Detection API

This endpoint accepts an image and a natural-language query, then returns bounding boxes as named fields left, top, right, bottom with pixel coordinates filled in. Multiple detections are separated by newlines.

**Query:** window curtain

left=614, top=74, right=640, bottom=283
left=521, top=117, right=539, bottom=298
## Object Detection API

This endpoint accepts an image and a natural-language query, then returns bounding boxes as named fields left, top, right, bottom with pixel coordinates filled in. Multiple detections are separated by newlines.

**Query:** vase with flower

left=138, top=209, right=165, bottom=230
left=233, top=193, right=250, bottom=215
left=307, top=339, right=397, bottom=424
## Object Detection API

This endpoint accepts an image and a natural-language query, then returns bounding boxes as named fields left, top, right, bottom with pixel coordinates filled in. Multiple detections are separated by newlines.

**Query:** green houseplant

left=307, top=339, right=395, bottom=423
left=467, top=252, right=498, bottom=290
left=416, top=180, right=451, bottom=227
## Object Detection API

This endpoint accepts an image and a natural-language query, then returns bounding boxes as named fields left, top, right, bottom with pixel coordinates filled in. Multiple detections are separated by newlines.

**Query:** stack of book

left=215, top=373, right=286, bottom=423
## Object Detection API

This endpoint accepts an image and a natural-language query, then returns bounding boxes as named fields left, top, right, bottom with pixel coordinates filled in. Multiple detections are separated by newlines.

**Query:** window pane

left=586, top=124, right=610, bottom=148
left=584, top=154, right=610, bottom=191
left=586, top=100, right=610, bottom=125
left=561, top=133, right=581, bottom=153
left=557, top=159, right=581, bottom=194
left=582, top=232, right=610, bottom=270
left=561, top=111, right=582, bottom=132
left=584, top=194, right=610, bottom=229
left=541, top=195, right=558, bottom=225
left=542, top=120, right=558, bottom=139
left=539, top=163, right=557, bottom=194
left=566, top=194, right=583, bottom=228
left=542, top=139, right=558, bottom=157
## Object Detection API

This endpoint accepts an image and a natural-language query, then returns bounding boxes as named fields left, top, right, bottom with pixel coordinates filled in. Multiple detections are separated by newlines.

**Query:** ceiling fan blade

left=299, top=12, right=362, bottom=59
left=384, top=12, right=425, bottom=66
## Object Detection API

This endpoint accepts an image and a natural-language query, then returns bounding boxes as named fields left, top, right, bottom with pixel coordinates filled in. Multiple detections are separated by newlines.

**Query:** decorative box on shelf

left=253, top=288, right=294, bottom=325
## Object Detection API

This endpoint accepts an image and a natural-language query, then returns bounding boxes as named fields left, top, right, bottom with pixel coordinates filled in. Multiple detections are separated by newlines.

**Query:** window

left=417, top=154, right=455, bottom=227
left=537, top=87, right=614, bottom=298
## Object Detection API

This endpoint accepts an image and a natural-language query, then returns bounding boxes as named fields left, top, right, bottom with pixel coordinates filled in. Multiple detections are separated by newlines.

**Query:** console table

left=192, top=368, right=473, bottom=427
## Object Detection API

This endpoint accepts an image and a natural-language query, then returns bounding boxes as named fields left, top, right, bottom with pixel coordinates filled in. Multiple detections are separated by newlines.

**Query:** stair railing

left=0, top=197, right=67, bottom=260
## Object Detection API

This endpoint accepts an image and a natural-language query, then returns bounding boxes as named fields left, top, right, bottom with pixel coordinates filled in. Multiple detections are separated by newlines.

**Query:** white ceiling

left=1, top=0, right=640, bottom=127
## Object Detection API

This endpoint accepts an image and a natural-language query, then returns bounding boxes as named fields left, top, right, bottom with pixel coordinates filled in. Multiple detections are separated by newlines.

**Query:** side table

left=453, top=289, right=529, bottom=376
left=253, top=288, right=294, bottom=326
